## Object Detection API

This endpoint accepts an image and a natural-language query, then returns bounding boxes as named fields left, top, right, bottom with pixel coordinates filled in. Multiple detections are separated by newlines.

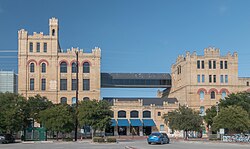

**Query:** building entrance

left=118, top=126, right=127, bottom=135
left=130, top=126, right=139, bottom=136
left=143, top=126, right=152, bottom=135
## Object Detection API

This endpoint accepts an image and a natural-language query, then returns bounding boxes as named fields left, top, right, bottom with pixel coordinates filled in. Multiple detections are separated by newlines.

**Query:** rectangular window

left=213, top=60, right=216, bottom=69
left=44, top=43, right=47, bottom=52
left=197, top=75, right=200, bottom=83
left=72, top=79, right=77, bottom=90
left=220, top=61, right=223, bottom=69
left=201, top=61, right=205, bottom=69
left=209, top=60, right=212, bottom=69
left=225, top=75, right=228, bottom=83
left=197, top=60, right=200, bottom=69
left=29, top=42, right=33, bottom=52
left=83, top=79, right=90, bottom=91
left=209, top=75, right=212, bottom=83
left=30, top=78, right=34, bottom=90
left=213, top=75, right=216, bottom=83
left=202, top=75, right=205, bottom=83
left=37, top=42, right=40, bottom=52
left=224, top=61, right=228, bottom=69
left=60, top=79, right=67, bottom=90
left=160, top=125, right=164, bottom=131
left=220, top=75, right=224, bottom=83
left=41, top=78, right=46, bottom=91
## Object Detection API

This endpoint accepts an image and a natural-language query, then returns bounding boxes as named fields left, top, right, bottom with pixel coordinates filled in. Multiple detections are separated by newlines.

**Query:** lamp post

left=74, top=50, right=79, bottom=141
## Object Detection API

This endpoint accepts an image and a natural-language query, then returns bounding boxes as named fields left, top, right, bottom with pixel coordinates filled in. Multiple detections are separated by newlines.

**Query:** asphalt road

left=0, top=140, right=249, bottom=149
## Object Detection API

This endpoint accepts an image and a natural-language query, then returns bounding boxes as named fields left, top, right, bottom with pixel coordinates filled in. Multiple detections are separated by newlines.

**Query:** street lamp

left=74, top=50, right=79, bottom=141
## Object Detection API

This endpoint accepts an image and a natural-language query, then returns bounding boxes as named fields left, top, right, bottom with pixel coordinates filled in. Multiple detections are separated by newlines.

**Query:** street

left=0, top=140, right=249, bottom=149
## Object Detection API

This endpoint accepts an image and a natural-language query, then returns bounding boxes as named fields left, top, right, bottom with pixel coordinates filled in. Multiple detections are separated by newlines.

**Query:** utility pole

left=74, top=50, right=79, bottom=141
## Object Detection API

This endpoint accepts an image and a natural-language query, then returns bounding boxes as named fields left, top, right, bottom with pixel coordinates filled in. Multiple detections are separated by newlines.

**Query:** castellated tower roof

left=49, top=17, right=58, bottom=26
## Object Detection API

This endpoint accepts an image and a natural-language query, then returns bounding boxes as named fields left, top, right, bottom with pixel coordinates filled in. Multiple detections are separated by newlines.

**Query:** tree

left=78, top=100, right=112, bottom=138
left=163, top=105, right=203, bottom=139
left=203, top=105, right=217, bottom=128
left=219, top=92, right=250, bottom=117
left=39, top=104, right=74, bottom=140
left=212, top=106, right=250, bottom=134
left=0, top=92, right=27, bottom=134
left=205, top=92, right=250, bottom=131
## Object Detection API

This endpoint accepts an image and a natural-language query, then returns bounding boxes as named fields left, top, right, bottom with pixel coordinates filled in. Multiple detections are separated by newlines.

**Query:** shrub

left=107, top=137, right=116, bottom=143
left=93, top=137, right=105, bottom=143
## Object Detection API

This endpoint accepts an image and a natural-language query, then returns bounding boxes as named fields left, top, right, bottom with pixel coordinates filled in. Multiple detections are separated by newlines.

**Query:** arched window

left=72, top=62, right=77, bottom=73
left=199, top=91, right=204, bottom=100
left=143, top=111, right=151, bottom=118
left=200, top=106, right=205, bottom=115
left=30, top=63, right=35, bottom=73
left=211, top=91, right=215, bottom=99
left=83, top=62, right=90, bottom=73
left=222, top=91, right=226, bottom=100
left=60, top=97, right=67, bottom=104
left=118, top=110, right=126, bottom=118
left=52, top=29, right=55, bottom=36
left=41, top=63, right=46, bottom=73
left=72, top=97, right=76, bottom=105
left=60, top=62, right=67, bottom=73
left=83, top=97, right=90, bottom=101
left=130, top=110, right=139, bottom=118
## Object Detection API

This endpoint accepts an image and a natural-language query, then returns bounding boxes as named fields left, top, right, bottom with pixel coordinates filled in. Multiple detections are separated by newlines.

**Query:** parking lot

left=0, top=140, right=249, bottom=149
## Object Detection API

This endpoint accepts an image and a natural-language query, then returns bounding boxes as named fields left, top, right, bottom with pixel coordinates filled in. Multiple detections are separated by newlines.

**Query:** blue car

left=147, top=132, right=170, bottom=144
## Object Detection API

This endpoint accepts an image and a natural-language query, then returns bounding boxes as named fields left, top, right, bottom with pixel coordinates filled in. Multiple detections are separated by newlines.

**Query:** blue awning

left=117, top=119, right=129, bottom=126
left=142, top=119, right=156, bottom=126
left=130, top=119, right=143, bottom=126
left=111, top=119, right=117, bottom=127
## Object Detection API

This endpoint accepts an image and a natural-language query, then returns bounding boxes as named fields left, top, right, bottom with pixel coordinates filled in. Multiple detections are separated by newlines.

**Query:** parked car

left=0, top=134, right=15, bottom=144
left=147, top=132, right=170, bottom=144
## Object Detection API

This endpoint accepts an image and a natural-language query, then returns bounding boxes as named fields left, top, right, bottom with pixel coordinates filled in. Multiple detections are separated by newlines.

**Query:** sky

left=1, top=0, right=250, bottom=98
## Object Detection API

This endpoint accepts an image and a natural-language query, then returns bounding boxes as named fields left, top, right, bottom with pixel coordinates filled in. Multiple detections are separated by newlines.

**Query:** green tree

left=39, top=104, right=74, bottom=140
left=212, top=106, right=250, bottom=133
left=78, top=100, right=112, bottom=139
left=203, top=105, right=217, bottom=128
left=0, top=92, right=27, bottom=134
left=163, top=105, right=203, bottom=139
left=26, top=94, right=53, bottom=124
left=219, top=92, right=250, bottom=117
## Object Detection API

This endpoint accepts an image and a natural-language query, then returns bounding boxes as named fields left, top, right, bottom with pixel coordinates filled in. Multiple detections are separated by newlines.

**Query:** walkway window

left=222, top=91, right=226, bottom=100
left=158, top=112, right=161, bottom=116
left=247, top=82, right=249, bottom=86
left=72, top=62, right=77, bottom=73
left=202, top=75, right=205, bottom=83
left=209, top=75, right=212, bottom=83
left=220, top=61, right=223, bottom=69
left=213, top=60, right=216, bottom=69
left=83, top=97, right=90, bottom=101
left=41, top=63, right=46, bottom=73
left=83, top=62, right=90, bottom=73
left=201, top=61, right=204, bottom=69
left=130, top=110, right=139, bottom=118
left=118, top=110, right=126, bottom=118
left=224, top=61, right=228, bottom=69
left=197, top=60, right=200, bottom=69
left=200, top=91, right=204, bottom=100
left=143, top=111, right=151, bottom=118
left=209, top=60, right=212, bottom=69
left=60, top=62, right=67, bottom=73
left=213, top=75, right=216, bottom=83
left=30, top=63, right=35, bottom=73
left=211, top=91, right=215, bottom=99
left=60, top=97, right=67, bottom=104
